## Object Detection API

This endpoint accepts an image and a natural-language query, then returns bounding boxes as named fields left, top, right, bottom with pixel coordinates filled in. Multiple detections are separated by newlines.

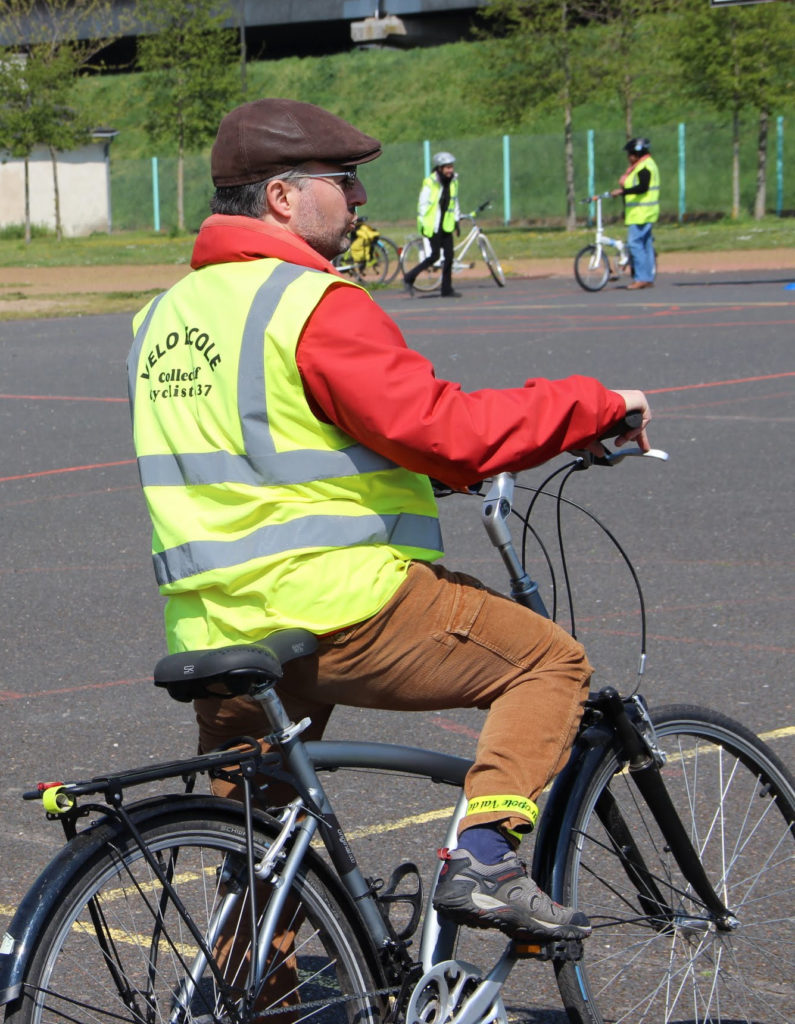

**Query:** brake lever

left=572, top=447, right=669, bottom=469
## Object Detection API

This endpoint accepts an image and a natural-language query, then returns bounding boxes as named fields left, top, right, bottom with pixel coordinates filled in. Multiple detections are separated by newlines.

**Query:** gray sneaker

left=432, top=848, right=591, bottom=940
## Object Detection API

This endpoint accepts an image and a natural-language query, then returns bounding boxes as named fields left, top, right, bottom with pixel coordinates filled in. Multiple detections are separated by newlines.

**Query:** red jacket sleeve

left=296, top=284, right=627, bottom=490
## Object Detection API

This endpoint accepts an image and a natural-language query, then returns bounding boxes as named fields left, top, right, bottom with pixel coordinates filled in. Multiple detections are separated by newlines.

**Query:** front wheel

left=400, top=237, right=442, bottom=292
left=477, top=235, right=505, bottom=286
left=555, top=704, right=795, bottom=1023
left=7, top=806, right=385, bottom=1024
left=574, top=245, right=610, bottom=291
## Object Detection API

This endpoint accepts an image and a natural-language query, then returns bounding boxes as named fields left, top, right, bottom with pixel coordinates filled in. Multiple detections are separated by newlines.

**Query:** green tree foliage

left=0, top=0, right=119, bottom=241
left=676, top=0, right=795, bottom=219
left=578, top=0, right=673, bottom=138
left=135, top=0, right=241, bottom=230
left=477, top=0, right=594, bottom=229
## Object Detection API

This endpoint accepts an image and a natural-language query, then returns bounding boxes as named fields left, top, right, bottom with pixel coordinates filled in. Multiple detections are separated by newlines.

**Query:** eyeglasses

left=292, top=169, right=359, bottom=191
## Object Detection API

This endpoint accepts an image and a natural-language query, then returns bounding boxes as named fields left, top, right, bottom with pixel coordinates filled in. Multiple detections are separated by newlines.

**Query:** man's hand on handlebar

left=611, top=390, right=651, bottom=451
left=577, top=392, right=651, bottom=459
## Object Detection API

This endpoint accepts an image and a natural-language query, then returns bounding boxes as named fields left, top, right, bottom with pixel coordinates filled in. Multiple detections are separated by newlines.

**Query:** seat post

left=249, top=679, right=293, bottom=733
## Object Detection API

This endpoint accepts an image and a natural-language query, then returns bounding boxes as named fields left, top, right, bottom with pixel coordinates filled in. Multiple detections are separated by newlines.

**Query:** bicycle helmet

left=432, top=151, right=456, bottom=167
left=624, top=137, right=651, bottom=154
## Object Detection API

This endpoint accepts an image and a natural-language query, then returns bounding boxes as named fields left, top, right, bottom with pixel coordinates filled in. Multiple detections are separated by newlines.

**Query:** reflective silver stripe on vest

left=152, top=512, right=443, bottom=586
left=137, top=445, right=397, bottom=487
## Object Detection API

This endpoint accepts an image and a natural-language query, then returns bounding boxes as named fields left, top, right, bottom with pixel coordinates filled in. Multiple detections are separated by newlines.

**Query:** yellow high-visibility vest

left=128, top=259, right=443, bottom=652
left=624, top=155, right=660, bottom=225
left=418, top=174, right=459, bottom=236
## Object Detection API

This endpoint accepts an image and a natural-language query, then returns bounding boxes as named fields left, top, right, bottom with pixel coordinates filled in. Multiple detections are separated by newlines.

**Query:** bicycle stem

left=481, top=473, right=550, bottom=616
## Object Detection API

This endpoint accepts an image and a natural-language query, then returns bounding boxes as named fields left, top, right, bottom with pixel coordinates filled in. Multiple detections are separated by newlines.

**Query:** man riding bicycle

left=128, top=98, right=651, bottom=943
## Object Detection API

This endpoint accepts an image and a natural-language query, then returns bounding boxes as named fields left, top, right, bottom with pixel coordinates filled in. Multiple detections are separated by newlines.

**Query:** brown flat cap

left=211, top=98, right=382, bottom=186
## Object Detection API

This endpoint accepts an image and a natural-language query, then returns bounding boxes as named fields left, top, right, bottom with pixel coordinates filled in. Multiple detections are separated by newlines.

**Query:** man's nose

left=351, top=180, right=367, bottom=205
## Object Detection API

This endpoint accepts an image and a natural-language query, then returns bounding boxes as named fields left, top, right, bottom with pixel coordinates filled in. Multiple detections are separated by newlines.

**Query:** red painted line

left=433, top=717, right=480, bottom=740
left=0, top=459, right=135, bottom=483
left=0, top=394, right=125, bottom=403
left=0, top=677, right=151, bottom=703
left=648, top=371, right=795, bottom=395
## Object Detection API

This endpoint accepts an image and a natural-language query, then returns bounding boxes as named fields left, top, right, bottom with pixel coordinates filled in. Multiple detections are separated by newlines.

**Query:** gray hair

left=210, top=170, right=308, bottom=218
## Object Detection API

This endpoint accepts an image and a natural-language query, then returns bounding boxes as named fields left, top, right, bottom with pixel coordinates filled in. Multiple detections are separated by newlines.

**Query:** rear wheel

left=354, top=239, right=389, bottom=286
left=555, top=705, right=795, bottom=1023
left=574, top=246, right=610, bottom=291
left=477, top=235, right=505, bottom=286
left=400, top=237, right=442, bottom=292
left=7, top=807, right=385, bottom=1024
left=379, top=236, right=402, bottom=283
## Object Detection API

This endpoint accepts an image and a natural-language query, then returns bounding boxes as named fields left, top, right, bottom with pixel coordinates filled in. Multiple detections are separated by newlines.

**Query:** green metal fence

left=111, top=118, right=791, bottom=233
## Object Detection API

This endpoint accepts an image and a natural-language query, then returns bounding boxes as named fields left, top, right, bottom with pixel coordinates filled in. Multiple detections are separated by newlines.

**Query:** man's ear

left=264, top=178, right=295, bottom=221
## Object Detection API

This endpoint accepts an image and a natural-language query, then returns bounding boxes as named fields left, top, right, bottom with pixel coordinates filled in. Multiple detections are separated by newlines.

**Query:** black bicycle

left=1, top=428, right=793, bottom=1024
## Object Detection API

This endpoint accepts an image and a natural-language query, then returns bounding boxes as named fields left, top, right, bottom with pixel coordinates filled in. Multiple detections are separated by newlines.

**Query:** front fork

left=583, top=689, right=738, bottom=930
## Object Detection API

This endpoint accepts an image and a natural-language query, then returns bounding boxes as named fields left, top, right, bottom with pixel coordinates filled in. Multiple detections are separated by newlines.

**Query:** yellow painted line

left=71, top=919, right=197, bottom=957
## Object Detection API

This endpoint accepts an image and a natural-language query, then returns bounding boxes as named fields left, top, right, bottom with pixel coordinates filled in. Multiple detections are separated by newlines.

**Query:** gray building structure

left=2, top=1, right=486, bottom=59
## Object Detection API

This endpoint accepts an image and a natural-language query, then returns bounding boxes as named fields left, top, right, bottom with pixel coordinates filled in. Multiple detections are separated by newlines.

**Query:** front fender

left=0, top=793, right=245, bottom=1005
left=531, top=727, right=614, bottom=897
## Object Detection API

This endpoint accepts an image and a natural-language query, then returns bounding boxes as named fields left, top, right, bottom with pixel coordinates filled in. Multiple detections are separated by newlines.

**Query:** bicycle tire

left=355, top=239, right=389, bottom=287
left=333, top=242, right=388, bottom=288
left=6, top=806, right=385, bottom=1024
left=379, top=236, right=402, bottom=284
left=554, top=704, right=795, bottom=1024
left=574, top=245, right=610, bottom=292
left=399, top=237, right=442, bottom=292
left=477, top=235, right=505, bottom=287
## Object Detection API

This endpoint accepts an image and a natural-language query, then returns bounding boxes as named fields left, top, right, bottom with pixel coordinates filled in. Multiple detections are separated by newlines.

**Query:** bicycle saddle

left=153, top=628, right=318, bottom=703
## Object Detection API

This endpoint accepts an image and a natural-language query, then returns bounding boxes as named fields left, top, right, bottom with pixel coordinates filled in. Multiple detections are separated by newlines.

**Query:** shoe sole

left=433, top=902, right=592, bottom=941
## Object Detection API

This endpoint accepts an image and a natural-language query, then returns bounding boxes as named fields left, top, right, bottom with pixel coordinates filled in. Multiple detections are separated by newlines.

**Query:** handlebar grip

left=599, top=409, right=643, bottom=441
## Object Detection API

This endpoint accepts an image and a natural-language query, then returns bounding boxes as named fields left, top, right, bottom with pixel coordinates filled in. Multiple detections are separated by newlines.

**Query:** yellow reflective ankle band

left=466, top=794, right=539, bottom=829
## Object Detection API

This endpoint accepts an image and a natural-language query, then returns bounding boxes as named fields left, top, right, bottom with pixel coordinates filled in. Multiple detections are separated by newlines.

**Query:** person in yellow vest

left=610, top=137, right=660, bottom=290
left=403, top=151, right=461, bottom=297
left=128, top=99, right=652, bottom=945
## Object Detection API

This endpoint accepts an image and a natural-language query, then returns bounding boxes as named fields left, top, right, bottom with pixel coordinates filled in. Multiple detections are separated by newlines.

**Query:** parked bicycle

left=333, top=218, right=401, bottom=287
left=400, top=201, right=505, bottom=291
left=1, top=421, right=793, bottom=1024
left=574, top=193, right=631, bottom=292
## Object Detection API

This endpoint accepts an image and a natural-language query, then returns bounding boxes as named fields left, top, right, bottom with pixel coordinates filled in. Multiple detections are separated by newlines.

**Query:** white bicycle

left=574, top=193, right=630, bottom=291
left=400, top=200, right=505, bottom=291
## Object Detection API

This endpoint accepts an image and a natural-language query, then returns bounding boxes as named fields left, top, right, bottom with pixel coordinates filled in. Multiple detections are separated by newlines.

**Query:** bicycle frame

left=590, top=194, right=628, bottom=270
left=416, top=217, right=481, bottom=273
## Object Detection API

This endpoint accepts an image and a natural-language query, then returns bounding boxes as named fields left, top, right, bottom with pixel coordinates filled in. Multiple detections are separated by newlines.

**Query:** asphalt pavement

left=1, top=267, right=793, bottom=1021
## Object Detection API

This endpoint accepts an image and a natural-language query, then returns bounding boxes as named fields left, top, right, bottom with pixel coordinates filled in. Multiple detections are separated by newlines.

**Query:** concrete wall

left=0, top=140, right=113, bottom=237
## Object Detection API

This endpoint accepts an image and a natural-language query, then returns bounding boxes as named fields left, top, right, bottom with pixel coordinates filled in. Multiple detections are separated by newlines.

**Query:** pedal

left=514, top=937, right=584, bottom=962
left=371, top=862, right=423, bottom=941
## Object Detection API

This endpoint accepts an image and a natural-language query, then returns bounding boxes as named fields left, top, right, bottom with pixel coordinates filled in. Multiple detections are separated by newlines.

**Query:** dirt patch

left=0, top=264, right=190, bottom=319
left=1, top=250, right=794, bottom=319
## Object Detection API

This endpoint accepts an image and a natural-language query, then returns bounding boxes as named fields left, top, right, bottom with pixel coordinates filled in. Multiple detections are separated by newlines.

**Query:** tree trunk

left=624, top=72, right=633, bottom=139
left=24, top=158, right=31, bottom=245
left=561, top=3, right=576, bottom=231
left=177, top=145, right=185, bottom=232
left=731, top=107, right=740, bottom=219
left=239, top=0, right=247, bottom=93
left=49, top=145, right=63, bottom=241
left=753, top=107, right=768, bottom=221
left=564, top=96, right=576, bottom=230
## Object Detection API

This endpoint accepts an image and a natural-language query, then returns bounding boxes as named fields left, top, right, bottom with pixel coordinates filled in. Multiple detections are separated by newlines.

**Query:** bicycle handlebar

left=463, top=200, right=493, bottom=218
